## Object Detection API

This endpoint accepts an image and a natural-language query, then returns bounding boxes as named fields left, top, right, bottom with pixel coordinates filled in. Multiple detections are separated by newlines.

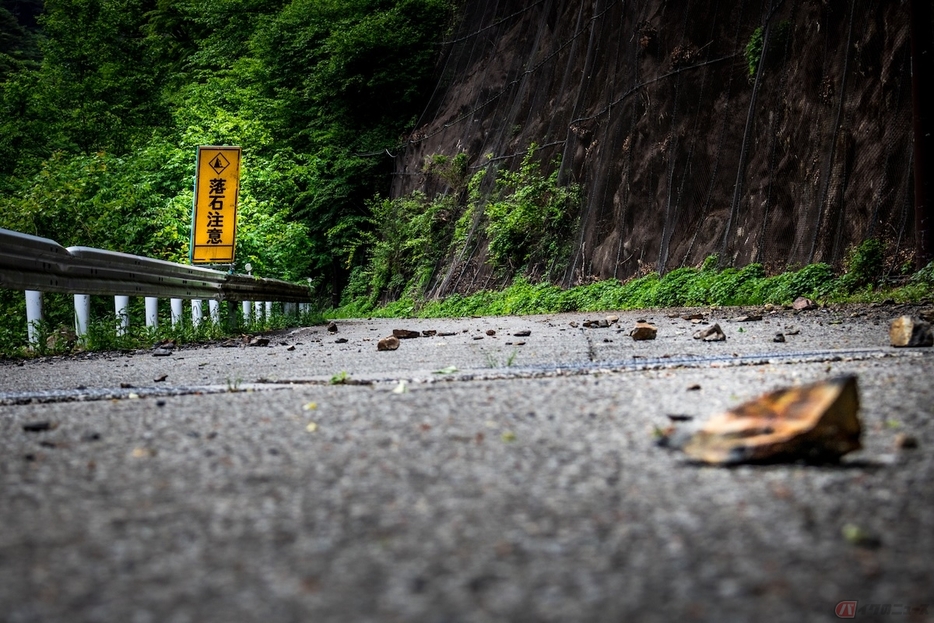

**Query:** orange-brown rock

left=682, top=376, right=862, bottom=465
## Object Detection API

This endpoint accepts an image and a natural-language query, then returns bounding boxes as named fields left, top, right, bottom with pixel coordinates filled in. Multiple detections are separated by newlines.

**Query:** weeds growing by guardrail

left=0, top=296, right=323, bottom=358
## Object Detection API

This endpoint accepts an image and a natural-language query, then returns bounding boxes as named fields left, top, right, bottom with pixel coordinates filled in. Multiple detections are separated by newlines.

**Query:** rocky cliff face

left=392, top=0, right=916, bottom=294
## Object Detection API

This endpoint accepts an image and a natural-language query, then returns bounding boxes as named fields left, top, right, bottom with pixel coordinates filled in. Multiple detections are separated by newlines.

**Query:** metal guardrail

left=0, top=227, right=313, bottom=344
left=0, top=228, right=311, bottom=302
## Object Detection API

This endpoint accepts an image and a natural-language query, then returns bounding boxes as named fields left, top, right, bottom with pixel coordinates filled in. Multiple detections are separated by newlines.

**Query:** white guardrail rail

left=0, top=227, right=313, bottom=344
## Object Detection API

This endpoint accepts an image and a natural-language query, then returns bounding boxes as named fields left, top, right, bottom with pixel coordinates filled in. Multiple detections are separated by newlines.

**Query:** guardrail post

left=265, top=301, right=273, bottom=323
left=74, top=294, right=90, bottom=338
left=25, top=290, right=43, bottom=346
left=254, top=301, right=263, bottom=325
left=209, top=300, right=220, bottom=324
left=171, top=298, right=183, bottom=327
left=115, top=295, right=130, bottom=336
left=192, top=299, right=203, bottom=327
left=145, top=297, right=159, bottom=329
left=242, top=301, right=251, bottom=325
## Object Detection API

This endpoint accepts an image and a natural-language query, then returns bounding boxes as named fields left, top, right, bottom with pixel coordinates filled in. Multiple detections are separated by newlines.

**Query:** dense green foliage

left=0, top=0, right=453, bottom=353
left=1, top=0, right=453, bottom=286
left=334, top=145, right=583, bottom=314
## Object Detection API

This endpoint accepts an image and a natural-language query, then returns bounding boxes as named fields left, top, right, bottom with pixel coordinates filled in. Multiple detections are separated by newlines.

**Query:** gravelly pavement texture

left=1, top=304, right=933, bottom=622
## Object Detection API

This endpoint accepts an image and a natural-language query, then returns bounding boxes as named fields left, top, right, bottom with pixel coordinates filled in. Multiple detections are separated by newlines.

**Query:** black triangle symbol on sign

left=209, top=153, right=230, bottom=175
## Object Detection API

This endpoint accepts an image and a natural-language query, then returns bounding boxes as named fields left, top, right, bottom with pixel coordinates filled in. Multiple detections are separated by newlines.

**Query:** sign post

left=190, top=146, right=242, bottom=265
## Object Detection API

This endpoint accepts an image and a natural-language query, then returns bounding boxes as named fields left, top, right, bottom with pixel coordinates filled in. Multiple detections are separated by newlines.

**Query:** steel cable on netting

left=406, top=0, right=623, bottom=156
left=721, top=0, right=787, bottom=262
left=563, top=0, right=614, bottom=283
left=808, top=0, right=857, bottom=263
left=681, top=0, right=749, bottom=264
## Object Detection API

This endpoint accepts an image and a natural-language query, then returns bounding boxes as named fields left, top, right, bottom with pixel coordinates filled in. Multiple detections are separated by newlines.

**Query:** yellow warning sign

left=190, top=146, right=242, bottom=264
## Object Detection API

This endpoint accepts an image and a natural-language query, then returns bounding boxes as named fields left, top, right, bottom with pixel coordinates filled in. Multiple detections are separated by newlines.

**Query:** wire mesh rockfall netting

left=391, top=0, right=919, bottom=296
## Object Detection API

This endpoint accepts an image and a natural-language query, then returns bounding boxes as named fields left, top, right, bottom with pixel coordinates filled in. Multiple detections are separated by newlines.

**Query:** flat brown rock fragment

left=889, top=316, right=934, bottom=347
left=392, top=329, right=420, bottom=339
left=682, top=375, right=862, bottom=465
left=629, top=322, right=657, bottom=341
left=377, top=336, right=400, bottom=351
left=793, top=297, right=817, bottom=311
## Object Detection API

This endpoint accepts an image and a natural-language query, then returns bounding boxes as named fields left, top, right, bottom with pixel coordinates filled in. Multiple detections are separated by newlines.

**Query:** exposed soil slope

left=393, top=0, right=915, bottom=294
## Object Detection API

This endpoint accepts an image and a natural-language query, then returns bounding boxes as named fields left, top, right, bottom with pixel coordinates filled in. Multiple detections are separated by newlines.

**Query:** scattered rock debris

left=793, top=297, right=817, bottom=311
left=377, top=336, right=400, bottom=351
left=889, top=316, right=933, bottom=347
left=22, top=421, right=56, bottom=433
left=392, top=329, right=420, bottom=339
left=513, top=330, right=532, bottom=337
left=894, top=433, right=919, bottom=450
left=693, top=323, right=726, bottom=342
left=675, top=375, right=862, bottom=465
left=334, top=338, right=348, bottom=344
left=326, top=321, right=338, bottom=333
left=249, top=337, right=270, bottom=347
left=629, top=321, right=658, bottom=341
left=583, top=319, right=610, bottom=328
left=773, top=333, right=786, bottom=343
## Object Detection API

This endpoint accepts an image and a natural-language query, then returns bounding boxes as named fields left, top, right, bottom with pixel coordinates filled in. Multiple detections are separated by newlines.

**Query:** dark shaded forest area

left=1, top=0, right=452, bottom=300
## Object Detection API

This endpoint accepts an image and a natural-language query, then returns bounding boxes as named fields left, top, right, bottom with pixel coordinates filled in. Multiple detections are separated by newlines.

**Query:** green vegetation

left=336, top=145, right=582, bottom=314
left=1, top=0, right=454, bottom=290
left=745, top=21, right=791, bottom=79
left=326, top=247, right=934, bottom=320
left=745, top=26, right=765, bottom=78
left=0, top=0, right=453, bottom=354
left=0, top=293, right=322, bottom=358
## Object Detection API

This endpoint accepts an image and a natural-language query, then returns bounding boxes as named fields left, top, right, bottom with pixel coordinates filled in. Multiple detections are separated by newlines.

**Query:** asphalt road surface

left=1, top=304, right=933, bottom=623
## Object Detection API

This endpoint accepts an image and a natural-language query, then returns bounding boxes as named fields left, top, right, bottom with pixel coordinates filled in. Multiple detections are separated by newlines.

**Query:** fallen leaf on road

left=305, top=422, right=318, bottom=433
left=302, top=402, right=318, bottom=411
left=680, top=375, right=862, bottom=465
left=433, top=366, right=458, bottom=375
left=842, top=523, right=881, bottom=549
left=501, top=431, right=516, bottom=442
left=392, top=380, right=409, bottom=394
left=131, top=447, right=156, bottom=458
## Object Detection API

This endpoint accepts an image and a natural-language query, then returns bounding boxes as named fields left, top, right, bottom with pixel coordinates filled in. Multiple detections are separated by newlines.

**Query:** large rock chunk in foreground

left=682, top=376, right=861, bottom=465
left=889, top=316, right=934, bottom=347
